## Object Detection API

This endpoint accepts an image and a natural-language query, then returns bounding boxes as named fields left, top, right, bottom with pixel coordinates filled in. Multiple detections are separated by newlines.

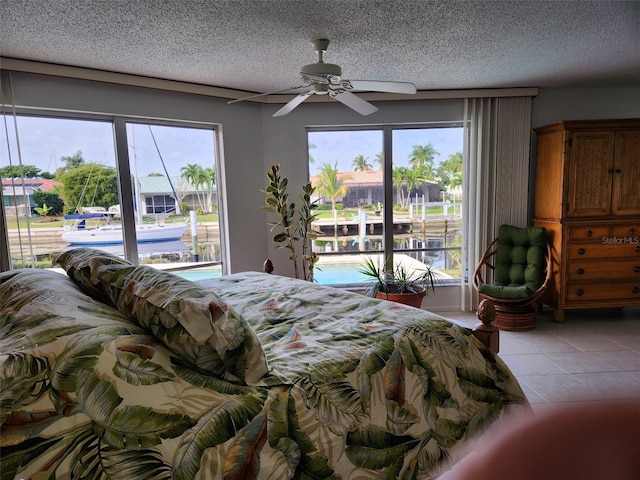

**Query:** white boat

left=61, top=213, right=188, bottom=246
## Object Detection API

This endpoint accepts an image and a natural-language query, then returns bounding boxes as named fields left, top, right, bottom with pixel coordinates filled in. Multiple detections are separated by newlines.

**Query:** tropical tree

left=34, top=203, right=52, bottom=218
left=60, top=150, right=86, bottom=170
left=180, top=164, right=217, bottom=213
left=57, top=162, right=118, bottom=213
left=0, top=164, right=43, bottom=178
left=374, top=152, right=384, bottom=170
left=409, top=143, right=439, bottom=179
left=404, top=168, right=427, bottom=204
left=438, top=151, right=463, bottom=191
left=352, top=154, right=373, bottom=171
left=314, top=162, right=350, bottom=235
left=32, top=189, right=64, bottom=215
left=202, top=167, right=217, bottom=213
left=392, top=166, right=408, bottom=207
left=181, top=164, right=205, bottom=212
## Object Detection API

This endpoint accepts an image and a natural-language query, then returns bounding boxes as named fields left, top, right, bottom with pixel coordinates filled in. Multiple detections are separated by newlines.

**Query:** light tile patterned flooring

left=442, top=306, right=640, bottom=411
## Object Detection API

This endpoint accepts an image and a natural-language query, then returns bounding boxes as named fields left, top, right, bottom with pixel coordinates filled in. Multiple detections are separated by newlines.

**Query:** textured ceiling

left=1, top=0, right=639, bottom=95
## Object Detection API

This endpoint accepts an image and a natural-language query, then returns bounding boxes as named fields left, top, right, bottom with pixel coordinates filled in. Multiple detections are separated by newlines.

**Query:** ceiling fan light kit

left=229, top=38, right=417, bottom=117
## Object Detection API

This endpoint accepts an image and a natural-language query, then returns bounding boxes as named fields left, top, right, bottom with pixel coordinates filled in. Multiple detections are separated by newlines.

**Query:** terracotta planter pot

left=376, top=287, right=426, bottom=308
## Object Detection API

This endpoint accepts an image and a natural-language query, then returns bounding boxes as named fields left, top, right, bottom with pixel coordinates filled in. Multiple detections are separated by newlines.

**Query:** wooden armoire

left=533, top=119, right=640, bottom=322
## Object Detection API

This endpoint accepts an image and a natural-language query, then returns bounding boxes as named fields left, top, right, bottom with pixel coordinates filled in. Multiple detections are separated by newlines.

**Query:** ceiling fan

left=228, top=38, right=417, bottom=117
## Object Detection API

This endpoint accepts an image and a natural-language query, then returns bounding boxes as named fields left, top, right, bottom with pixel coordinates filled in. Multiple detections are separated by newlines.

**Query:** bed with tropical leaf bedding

left=0, top=248, right=528, bottom=480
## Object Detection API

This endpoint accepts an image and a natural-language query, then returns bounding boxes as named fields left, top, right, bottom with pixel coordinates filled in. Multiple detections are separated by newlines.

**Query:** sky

left=309, top=127, right=463, bottom=175
left=1, top=115, right=463, bottom=178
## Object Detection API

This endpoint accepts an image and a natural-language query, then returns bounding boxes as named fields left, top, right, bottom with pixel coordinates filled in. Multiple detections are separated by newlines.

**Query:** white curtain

left=461, top=96, right=533, bottom=311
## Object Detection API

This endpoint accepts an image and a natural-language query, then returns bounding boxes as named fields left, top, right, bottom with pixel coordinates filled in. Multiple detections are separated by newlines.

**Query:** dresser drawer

left=566, top=259, right=640, bottom=281
left=568, top=242, right=640, bottom=259
left=567, top=226, right=609, bottom=241
left=610, top=224, right=640, bottom=241
left=565, top=282, right=640, bottom=302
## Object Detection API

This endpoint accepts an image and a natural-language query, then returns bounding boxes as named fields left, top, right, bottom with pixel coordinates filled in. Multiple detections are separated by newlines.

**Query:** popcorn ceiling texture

left=1, top=0, right=638, bottom=94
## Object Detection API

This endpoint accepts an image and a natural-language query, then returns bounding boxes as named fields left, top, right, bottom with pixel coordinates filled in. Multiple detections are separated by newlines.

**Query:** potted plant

left=358, top=256, right=440, bottom=308
left=263, top=164, right=321, bottom=281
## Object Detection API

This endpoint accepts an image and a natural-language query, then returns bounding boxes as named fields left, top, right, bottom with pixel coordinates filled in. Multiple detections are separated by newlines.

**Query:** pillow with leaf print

left=54, top=247, right=132, bottom=301
left=55, top=248, right=269, bottom=385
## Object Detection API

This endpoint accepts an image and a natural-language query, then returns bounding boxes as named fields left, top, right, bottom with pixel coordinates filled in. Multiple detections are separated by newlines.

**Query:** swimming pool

left=174, top=263, right=369, bottom=285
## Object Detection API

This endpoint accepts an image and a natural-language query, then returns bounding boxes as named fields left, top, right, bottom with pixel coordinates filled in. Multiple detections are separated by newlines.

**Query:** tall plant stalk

left=263, top=164, right=320, bottom=281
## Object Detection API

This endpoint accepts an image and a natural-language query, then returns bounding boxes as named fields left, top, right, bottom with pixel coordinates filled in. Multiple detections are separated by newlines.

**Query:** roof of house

left=138, top=176, right=216, bottom=195
left=311, top=170, right=438, bottom=187
left=1, top=178, right=61, bottom=193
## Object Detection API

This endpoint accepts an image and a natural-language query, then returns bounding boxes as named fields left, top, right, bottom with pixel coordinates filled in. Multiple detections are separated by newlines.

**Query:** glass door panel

left=391, top=127, right=463, bottom=282
left=1, top=115, right=118, bottom=268
left=124, top=122, right=223, bottom=274
left=308, top=129, right=384, bottom=284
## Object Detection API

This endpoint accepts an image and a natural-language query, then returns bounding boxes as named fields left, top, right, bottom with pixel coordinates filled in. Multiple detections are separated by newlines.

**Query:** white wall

left=260, top=98, right=463, bottom=278
left=2, top=71, right=268, bottom=273
left=532, top=87, right=640, bottom=128
left=4, top=70, right=638, bottom=310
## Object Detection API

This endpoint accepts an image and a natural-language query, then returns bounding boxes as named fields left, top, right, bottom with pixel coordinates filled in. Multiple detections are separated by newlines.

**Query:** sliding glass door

left=308, top=124, right=463, bottom=286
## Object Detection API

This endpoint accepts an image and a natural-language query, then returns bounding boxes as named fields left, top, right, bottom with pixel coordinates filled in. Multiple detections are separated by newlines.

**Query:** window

left=308, top=124, right=463, bottom=286
left=1, top=114, right=224, bottom=275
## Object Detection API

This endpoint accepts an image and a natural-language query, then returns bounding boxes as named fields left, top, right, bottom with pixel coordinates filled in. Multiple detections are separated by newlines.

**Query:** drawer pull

left=577, top=268, right=585, bottom=275
left=586, top=230, right=593, bottom=237
left=630, top=228, right=636, bottom=236
left=615, top=169, right=622, bottom=174
left=634, top=287, right=640, bottom=294
left=636, top=246, right=640, bottom=253
left=635, top=266, right=640, bottom=273
left=576, top=289, right=584, bottom=296
left=578, top=248, right=586, bottom=255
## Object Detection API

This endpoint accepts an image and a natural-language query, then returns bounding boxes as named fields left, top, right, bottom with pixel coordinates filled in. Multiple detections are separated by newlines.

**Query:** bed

left=1, top=248, right=528, bottom=479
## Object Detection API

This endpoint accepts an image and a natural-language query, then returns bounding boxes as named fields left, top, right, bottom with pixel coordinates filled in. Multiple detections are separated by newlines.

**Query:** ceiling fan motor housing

left=300, top=62, right=342, bottom=78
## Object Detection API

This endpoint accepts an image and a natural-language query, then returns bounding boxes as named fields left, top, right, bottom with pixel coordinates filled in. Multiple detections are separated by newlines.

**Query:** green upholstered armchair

left=473, top=224, right=551, bottom=331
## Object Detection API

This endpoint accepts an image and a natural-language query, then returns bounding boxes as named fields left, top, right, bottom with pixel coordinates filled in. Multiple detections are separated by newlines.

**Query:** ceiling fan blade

left=346, top=80, right=417, bottom=95
left=333, top=91, right=379, bottom=116
left=273, top=92, right=313, bottom=117
left=228, top=85, right=308, bottom=104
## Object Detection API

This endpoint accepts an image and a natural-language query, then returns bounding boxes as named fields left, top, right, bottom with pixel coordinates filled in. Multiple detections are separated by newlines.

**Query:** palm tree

left=404, top=168, right=427, bottom=205
left=352, top=154, right=373, bottom=171
left=181, top=163, right=207, bottom=212
left=60, top=150, right=86, bottom=169
left=315, top=162, right=350, bottom=235
left=202, top=167, right=216, bottom=213
left=392, top=166, right=408, bottom=207
left=437, top=151, right=463, bottom=200
left=409, top=144, right=440, bottom=178
left=374, top=152, right=384, bottom=170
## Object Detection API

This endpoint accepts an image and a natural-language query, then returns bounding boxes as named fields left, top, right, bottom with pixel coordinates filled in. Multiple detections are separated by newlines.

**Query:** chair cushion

left=478, top=283, right=534, bottom=299
left=492, top=224, right=547, bottom=294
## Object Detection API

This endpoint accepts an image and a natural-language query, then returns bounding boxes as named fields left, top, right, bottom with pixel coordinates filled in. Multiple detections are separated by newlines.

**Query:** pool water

left=174, top=263, right=369, bottom=285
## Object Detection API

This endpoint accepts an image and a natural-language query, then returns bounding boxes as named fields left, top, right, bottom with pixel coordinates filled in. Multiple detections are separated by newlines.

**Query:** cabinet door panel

left=612, top=131, right=640, bottom=215
left=567, top=131, right=614, bottom=217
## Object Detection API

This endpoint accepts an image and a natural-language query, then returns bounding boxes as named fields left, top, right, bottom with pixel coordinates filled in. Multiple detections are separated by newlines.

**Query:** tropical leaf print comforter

left=1, top=268, right=527, bottom=480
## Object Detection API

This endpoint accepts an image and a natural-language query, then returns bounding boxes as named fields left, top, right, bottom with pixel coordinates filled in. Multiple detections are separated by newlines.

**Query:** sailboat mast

left=130, top=125, right=143, bottom=224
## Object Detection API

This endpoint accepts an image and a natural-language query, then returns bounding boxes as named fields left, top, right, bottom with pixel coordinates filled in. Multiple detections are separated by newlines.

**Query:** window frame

left=307, top=121, right=463, bottom=286
left=0, top=109, right=227, bottom=272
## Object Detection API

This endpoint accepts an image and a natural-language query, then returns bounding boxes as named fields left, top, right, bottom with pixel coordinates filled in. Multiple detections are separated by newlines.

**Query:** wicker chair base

left=493, top=304, right=537, bottom=331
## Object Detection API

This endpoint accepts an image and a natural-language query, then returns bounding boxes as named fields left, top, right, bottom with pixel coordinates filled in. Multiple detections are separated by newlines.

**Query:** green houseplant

left=358, top=256, right=440, bottom=308
left=263, top=164, right=321, bottom=281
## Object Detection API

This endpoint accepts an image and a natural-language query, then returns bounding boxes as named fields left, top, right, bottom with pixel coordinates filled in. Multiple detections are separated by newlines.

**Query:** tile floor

left=442, top=306, right=640, bottom=412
